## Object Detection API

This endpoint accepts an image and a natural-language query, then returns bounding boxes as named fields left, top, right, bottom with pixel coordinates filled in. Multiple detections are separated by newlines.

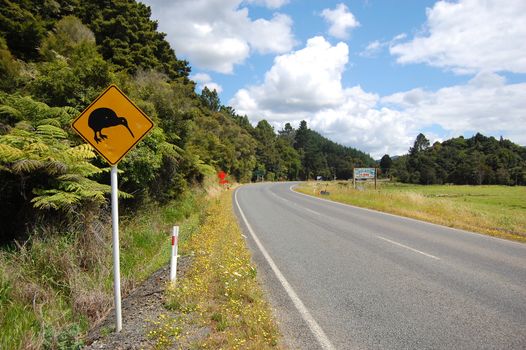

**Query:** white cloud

left=141, top=0, right=295, bottom=73
left=231, top=36, right=349, bottom=114
left=390, top=0, right=526, bottom=73
left=360, top=40, right=385, bottom=57
left=190, top=73, right=223, bottom=93
left=382, top=72, right=526, bottom=144
left=321, top=3, right=360, bottom=40
left=230, top=36, right=413, bottom=157
left=244, top=0, right=289, bottom=9
left=231, top=38, right=526, bottom=158
left=360, top=34, right=406, bottom=58
left=246, top=14, right=295, bottom=54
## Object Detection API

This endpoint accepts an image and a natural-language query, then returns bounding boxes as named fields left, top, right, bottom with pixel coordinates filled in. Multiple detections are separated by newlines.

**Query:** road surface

left=233, top=182, right=526, bottom=350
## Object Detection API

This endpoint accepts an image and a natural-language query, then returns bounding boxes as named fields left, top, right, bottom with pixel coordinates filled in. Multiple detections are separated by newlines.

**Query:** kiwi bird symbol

left=88, top=107, right=134, bottom=143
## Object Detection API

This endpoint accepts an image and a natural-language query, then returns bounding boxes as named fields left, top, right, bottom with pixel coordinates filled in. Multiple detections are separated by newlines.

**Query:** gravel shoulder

left=83, top=257, right=191, bottom=350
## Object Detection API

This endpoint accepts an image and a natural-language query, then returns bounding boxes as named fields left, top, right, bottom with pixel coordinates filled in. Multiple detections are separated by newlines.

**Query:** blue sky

left=141, top=0, right=526, bottom=158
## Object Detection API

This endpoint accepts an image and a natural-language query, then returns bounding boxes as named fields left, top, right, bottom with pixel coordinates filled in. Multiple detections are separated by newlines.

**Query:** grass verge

left=150, top=189, right=282, bottom=349
left=0, top=190, right=206, bottom=350
left=296, top=181, right=526, bottom=242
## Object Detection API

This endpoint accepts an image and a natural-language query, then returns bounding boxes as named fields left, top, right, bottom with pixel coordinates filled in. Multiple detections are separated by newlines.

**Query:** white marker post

left=110, top=166, right=122, bottom=332
left=170, top=226, right=179, bottom=283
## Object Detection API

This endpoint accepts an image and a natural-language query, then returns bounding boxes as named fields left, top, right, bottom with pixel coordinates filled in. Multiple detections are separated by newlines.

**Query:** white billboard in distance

left=353, top=168, right=376, bottom=180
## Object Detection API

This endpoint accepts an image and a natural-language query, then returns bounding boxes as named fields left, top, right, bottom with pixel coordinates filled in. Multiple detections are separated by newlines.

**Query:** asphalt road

left=233, top=182, right=526, bottom=350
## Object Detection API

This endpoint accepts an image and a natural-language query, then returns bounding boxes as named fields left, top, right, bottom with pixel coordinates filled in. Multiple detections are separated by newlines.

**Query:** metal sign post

left=72, top=84, right=154, bottom=333
left=111, top=165, right=122, bottom=332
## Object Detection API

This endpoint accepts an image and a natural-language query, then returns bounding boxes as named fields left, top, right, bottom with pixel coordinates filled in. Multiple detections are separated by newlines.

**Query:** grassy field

left=296, top=181, right=526, bottom=242
left=154, top=189, right=282, bottom=349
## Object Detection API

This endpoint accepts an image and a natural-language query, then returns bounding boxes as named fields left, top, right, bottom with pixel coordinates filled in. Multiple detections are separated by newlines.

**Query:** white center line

left=235, top=189, right=336, bottom=350
left=377, top=236, right=441, bottom=260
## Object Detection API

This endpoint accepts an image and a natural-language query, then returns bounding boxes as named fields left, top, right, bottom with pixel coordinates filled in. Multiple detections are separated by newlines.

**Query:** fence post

left=170, top=226, right=179, bottom=283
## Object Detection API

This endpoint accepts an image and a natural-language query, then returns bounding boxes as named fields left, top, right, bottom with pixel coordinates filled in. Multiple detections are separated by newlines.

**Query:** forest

left=381, top=133, right=526, bottom=186
left=0, top=0, right=375, bottom=244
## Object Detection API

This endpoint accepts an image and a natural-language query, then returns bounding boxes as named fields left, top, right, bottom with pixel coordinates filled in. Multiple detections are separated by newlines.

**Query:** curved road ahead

left=234, top=182, right=526, bottom=350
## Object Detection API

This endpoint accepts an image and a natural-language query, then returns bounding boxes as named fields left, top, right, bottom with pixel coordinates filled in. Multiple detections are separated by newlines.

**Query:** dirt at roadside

left=83, top=257, right=191, bottom=350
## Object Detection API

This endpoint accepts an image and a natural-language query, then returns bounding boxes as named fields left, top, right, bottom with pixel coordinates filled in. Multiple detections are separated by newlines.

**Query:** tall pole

left=111, top=166, right=122, bottom=332
left=375, top=168, right=377, bottom=190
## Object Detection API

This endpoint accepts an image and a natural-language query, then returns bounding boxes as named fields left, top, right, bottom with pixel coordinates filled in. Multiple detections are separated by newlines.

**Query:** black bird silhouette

left=88, top=107, right=134, bottom=143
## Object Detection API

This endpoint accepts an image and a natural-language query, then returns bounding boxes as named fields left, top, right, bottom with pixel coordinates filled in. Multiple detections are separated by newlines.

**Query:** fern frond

left=118, top=190, right=133, bottom=199
left=11, top=159, right=44, bottom=173
left=13, top=121, right=34, bottom=132
left=56, top=174, right=83, bottom=182
left=66, top=143, right=96, bottom=160
left=36, top=118, right=62, bottom=127
left=26, top=142, right=49, bottom=154
left=31, top=190, right=82, bottom=210
left=44, top=160, right=67, bottom=175
left=0, top=105, right=23, bottom=124
left=159, top=141, right=183, bottom=158
left=66, top=162, right=104, bottom=177
left=192, top=155, right=215, bottom=176
left=62, top=106, right=79, bottom=116
left=0, top=144, right=24, bottom=162
left=36, top=125, right=67, bottom=140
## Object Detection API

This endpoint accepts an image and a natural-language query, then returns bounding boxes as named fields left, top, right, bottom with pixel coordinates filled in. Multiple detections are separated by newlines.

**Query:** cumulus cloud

left=390, top=0, right=526, bottom=73
left=141, top=0, right=295, bottom=73
left=244, top=0, right=289, bottom=9
left=231, top=36, right=349, bottom=114
left=231, top=38, right=526, bottom=158
left=190, top=73, right=223, bottom=93
left=321, top=3, right=360, bottom=40
left=382, top=72, right=526, bottom=144
left=230, top=36, right=414, bottom=157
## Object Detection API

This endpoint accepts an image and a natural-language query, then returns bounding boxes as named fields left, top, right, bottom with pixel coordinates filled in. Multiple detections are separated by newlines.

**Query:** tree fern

left=0, top=99, right=125, bottom=212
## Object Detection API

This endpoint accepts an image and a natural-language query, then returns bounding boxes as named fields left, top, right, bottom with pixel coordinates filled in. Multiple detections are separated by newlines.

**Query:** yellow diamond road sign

left=72, top=84, right=154, bottom=165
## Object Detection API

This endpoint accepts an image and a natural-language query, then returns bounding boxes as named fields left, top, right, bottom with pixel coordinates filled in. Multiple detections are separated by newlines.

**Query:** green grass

left=120, top=191, right=205, bottom=285
left=0, top=189, right=207, bottom=350
left=297, top=181, right=526, bottom=242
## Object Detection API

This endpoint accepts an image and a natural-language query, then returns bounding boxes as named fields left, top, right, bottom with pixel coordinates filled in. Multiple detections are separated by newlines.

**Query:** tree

left=393, top=132, right=526, bottom=185
left=409, top=133, right=430, bottom=155
left=294, top=120, right=309, bottom=150
left=253, top=120, right=280, bottom=176
left=278, top=122, right=295, bottom=146
left=379, top=154, right=392, bottom=176
left=200, top=87, right=221, bottom=112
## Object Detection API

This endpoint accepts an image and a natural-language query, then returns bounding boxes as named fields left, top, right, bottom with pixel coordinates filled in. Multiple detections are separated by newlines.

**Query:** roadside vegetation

left=149, top=189, right=282, bottom=349
left=296, top=182, right=526, bottom=242
left=0, top=189, right=206, bottom=350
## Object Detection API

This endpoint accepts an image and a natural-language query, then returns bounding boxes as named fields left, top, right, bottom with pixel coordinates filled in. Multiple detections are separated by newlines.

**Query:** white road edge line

left=234, top=189, right=336, bottom=350
left=376, top=236, right=441, bottom=260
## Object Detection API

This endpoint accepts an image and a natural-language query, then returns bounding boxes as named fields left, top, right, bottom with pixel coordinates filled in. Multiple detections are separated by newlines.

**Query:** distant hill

left=389, top=133, right=526, bottom=185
